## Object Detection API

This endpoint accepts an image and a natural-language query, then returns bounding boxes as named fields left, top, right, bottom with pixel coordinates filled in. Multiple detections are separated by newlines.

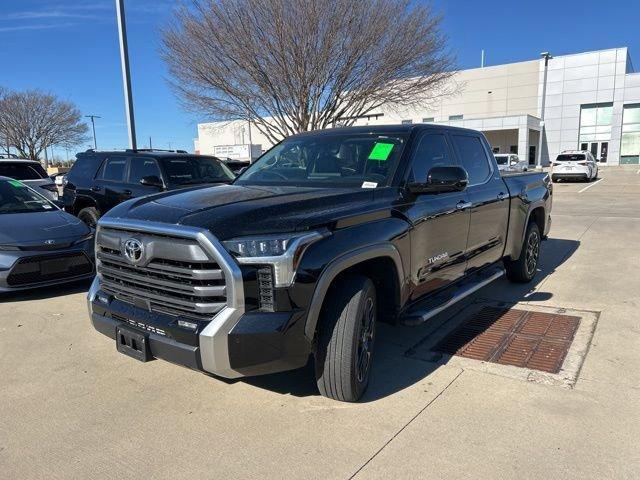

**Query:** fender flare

left=303, top=243, right=405, bottom=342
left=512, top=200, right=547, bottom=259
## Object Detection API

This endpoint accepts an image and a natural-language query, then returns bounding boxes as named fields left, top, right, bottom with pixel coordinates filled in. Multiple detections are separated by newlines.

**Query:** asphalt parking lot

left=1, top=167, right=639, bottom=479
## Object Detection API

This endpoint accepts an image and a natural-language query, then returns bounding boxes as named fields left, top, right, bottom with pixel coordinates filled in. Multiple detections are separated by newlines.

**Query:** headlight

left=223, top=231, right=326, bottom=287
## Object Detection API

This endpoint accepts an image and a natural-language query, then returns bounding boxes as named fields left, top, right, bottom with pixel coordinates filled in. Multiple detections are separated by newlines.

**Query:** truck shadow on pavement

left=242, top=237, right=580, bottom=402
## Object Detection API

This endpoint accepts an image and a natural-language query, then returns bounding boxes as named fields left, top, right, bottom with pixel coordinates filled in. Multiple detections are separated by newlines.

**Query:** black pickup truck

left=88, top=124, right=552, bottom=401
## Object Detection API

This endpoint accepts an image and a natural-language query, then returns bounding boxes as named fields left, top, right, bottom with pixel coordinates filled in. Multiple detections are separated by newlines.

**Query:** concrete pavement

left=1, top=167, right=639, bottom=479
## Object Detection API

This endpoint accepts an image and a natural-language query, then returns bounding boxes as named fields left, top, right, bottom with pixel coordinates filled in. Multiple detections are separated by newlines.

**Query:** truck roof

left=290, top=123, right=484, bottom=139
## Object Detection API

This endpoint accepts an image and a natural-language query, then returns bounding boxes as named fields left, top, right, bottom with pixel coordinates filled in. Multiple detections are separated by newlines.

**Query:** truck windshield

left=162, top=156, right=236, bottom=186
left=556, top=154, right=586, bottom=161
left=494, top=155, right=509, bottom=165
left=0, top=179, right=55, bottom=214
left=235, top=133, right=408, bottom=188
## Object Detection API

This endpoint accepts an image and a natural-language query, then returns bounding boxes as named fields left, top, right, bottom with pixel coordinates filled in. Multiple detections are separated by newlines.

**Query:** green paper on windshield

left=8, top=179, right=23, bottom=188
left=368, top=142, right=394, bottom=161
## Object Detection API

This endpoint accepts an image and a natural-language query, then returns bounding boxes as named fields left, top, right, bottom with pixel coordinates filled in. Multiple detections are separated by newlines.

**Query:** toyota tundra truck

left=88, top=124, right=552, bottom=402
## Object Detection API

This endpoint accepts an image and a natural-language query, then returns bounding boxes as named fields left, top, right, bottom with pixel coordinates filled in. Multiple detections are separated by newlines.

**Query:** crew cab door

left=450, top=133, right=510, bottom=273
left=402, top=131, right=471, bottom=301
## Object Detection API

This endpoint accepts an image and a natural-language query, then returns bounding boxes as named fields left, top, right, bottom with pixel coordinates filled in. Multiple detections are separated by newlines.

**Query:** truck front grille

left=96, top=229, right=227, bottom=320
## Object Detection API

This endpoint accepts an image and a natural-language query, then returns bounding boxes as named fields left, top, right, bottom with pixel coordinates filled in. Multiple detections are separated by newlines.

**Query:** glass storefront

left=579, top=103, right=613, bottom=162
left=621, top=104, right=640, bottom=165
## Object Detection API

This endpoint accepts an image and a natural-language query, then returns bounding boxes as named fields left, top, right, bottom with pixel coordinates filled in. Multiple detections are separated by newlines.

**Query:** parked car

left=494, top=153, right=528, bottom=172
left=63, top=149, right=236, bottom=227
left=221, top=158, right=251, bottom=174
left=551, top=150, right=598, bottom=182
left=87, top=124, right=552, bottom=402
left=50, top=172, right=68, bottom=187
left=0, top=159, right=58, bottom=201
left=0, top=177, right=94, bottom=292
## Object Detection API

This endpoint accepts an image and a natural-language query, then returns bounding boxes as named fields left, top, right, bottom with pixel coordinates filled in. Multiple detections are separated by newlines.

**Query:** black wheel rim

left=525, top=230, right=540, bottom=276
left=356, top=296, right=375, bottom=383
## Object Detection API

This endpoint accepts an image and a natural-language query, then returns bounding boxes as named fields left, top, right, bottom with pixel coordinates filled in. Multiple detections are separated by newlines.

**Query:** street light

left=85, top=115, right=101, bottom=150
left=115, top=0, right=137, bottom=150
left=537, top=51, right=553, bottom=169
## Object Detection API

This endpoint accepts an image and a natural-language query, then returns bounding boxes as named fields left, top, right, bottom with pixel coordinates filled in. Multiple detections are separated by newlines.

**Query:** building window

left=449, top=115, right=463, bottom=121
left=579, top=103, right=613, bottom=162
left=422, top=117, right=435, bottom=123
left=401, top=119, right=413, bottom=125
left=621, top=104, right=640, bottom=165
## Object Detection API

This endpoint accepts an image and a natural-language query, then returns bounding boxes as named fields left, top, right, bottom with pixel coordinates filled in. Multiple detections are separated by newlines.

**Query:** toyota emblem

left=123, top=238, right=144, bottom=264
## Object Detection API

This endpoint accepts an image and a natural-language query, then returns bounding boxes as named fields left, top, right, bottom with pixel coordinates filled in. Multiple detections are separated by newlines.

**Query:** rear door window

left=0, top=162, right=47, bottom=180
left=98, top=157, right=127, bottom=182
left=451, top=135, right=492, bottom=185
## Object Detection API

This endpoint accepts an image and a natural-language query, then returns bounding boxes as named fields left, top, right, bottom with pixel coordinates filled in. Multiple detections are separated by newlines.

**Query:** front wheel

left=77, top=206, right=100, bottom=228
left=504, top=222, right=541, bottom=283
left=315, top=275, right=377, bottom=402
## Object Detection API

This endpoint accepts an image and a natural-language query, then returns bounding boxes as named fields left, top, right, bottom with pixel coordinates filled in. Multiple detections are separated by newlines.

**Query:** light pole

left=116, top=0, right=137, bottom=150
left=85, top=115, right=101, bottom=149
left=537, top=51, right=553, bottom=169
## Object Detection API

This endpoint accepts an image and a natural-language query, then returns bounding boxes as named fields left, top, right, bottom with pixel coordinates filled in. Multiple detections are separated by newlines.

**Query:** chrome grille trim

left=93, top=218, right=246, bottom=378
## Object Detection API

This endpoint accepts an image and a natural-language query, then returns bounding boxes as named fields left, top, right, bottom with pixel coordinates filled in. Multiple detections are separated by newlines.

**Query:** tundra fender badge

left=428, top=252, right=449, bottom=264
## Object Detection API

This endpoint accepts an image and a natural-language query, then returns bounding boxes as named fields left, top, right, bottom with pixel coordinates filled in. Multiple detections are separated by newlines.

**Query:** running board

left=400, top=266, right=505, bottom=326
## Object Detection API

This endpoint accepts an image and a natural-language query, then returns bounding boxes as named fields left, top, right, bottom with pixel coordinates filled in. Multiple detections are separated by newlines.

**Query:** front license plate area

left=116, top=325, right=152, bottom=362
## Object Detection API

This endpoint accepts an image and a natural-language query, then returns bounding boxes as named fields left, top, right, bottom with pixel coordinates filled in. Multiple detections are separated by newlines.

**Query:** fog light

left=178, top=320, right=198, bottom=331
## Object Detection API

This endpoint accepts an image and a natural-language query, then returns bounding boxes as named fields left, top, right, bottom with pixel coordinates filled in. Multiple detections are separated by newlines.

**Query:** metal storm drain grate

left=433, top=307, right=581, bottom=374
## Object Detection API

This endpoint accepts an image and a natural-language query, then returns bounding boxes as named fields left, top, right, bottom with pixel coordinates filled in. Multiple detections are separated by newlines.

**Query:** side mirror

left=140, top=175, right=164, bottom=188
left=53, top=199, right=65, bottom=209
left=408, top=165, right=468, bottom=194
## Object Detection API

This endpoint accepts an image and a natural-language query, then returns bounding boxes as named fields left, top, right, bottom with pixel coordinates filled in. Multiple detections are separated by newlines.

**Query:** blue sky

left=1, top=0, right=639, bottom=159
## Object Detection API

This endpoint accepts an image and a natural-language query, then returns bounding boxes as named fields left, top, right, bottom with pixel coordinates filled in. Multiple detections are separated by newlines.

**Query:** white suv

left=551, top=150, right=598, bottom=182
left=495, top=154, right=528, bottom=172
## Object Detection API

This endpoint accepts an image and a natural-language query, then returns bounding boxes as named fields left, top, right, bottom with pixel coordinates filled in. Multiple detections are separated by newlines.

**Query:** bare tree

left=162, top=0, right=455, bottom=144
left=0, top=89, right=89, bottom=161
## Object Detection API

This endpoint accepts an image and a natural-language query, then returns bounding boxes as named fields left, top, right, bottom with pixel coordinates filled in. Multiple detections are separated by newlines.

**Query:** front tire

left=77, top=206, right=100, bottom=228
left=315, top=275, right=377, bottom=402
left=504, top=222, right=541, bottom=283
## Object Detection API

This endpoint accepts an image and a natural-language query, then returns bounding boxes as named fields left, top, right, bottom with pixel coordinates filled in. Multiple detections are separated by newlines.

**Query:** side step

left=400, top=265, right=505, bottom=326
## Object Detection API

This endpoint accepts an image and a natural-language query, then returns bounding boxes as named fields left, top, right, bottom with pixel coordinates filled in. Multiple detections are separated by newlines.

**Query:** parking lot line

left=578, top=178, right=604, bottom=193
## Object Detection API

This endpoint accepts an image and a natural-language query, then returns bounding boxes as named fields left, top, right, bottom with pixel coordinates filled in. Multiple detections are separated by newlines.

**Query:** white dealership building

left=195, top=46, right=640, bottom=166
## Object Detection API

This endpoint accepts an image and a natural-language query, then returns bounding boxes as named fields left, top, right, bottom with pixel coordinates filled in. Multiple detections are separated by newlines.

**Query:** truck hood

left=104, top=184, right=393, bottom=239
left=0, top=210, right=90, bottom=245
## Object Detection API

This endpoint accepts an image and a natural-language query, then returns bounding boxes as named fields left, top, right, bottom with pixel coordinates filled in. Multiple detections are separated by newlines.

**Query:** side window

left=98, top=157, right=126, bottom=182
left=451, top=135, right=492, bottom=185
left=409, top=133, right=452, bottom=182
left=128, top=157, right=161, bottom=184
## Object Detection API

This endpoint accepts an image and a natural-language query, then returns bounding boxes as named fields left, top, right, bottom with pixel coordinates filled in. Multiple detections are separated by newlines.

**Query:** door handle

left=123, top=189, right=133, bottom=196
left=497, top=192, right=507, bottom=201
left=456, top=200, right=472, bottom=210
left=90, top=186, right=101, bottom=192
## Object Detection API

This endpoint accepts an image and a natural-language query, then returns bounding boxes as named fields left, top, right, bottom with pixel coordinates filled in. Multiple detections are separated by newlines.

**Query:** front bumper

left=88, top=277, right=311, bottom=378
left=0, top=245, right=94, bottom=293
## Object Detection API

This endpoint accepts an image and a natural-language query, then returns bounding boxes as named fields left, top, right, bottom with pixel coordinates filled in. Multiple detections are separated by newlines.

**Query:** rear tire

left=315, top=275, right=377, bottom=402
left=504, top=222, right=541, bottom=283
left=78, top=206, right=100, bottom=228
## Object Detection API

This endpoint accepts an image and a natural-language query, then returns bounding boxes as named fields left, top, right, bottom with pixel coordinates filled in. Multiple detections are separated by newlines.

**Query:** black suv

left=63, top=149, right=235, bottom=227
